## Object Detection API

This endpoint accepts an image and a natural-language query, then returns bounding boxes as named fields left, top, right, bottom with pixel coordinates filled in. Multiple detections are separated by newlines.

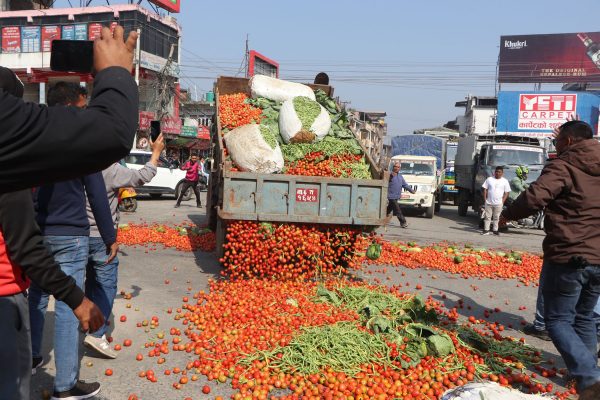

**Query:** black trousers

left=387, top=199, right=407, bottom=224
left=176, top=179, right=201, bottom=206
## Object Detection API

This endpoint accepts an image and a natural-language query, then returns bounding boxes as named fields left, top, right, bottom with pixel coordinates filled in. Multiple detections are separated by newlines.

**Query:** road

left=31, top=195, right=565, bottom=400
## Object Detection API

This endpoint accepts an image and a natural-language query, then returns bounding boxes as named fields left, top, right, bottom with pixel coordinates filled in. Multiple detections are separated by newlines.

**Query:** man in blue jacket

left=386, top=162, right=416, bottom=228
left=29, top=82, right=118, bottom=400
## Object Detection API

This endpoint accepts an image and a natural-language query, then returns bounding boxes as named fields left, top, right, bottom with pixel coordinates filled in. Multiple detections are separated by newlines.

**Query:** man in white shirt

left=481, top=166, right=511, bottom=235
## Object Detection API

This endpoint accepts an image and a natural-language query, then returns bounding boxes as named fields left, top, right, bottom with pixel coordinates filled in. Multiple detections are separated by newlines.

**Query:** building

left=348, top=110, right=388, bottom=169
left=0, top=3, right=182, bottom=150
left=450, top=95, right=497, bottom=135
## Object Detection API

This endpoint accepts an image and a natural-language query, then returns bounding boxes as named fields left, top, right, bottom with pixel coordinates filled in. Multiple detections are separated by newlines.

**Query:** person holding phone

left=174, top=155, right=203, bottom=208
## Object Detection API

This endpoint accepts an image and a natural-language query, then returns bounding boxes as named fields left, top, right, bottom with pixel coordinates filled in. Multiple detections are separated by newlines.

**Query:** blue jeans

left=85, top=237, right=118, bottom=338
left=29, top=235, right=89, bottom=392
left=541, top=261, right=600, bottom=391
left=534, top=262, right=600, bottom=333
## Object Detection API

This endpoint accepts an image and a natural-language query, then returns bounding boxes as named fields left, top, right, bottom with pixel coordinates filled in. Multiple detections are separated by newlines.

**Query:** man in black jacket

left=0, top=69, right=104, bottom=400
left=0, top=26, right=139, bottom=193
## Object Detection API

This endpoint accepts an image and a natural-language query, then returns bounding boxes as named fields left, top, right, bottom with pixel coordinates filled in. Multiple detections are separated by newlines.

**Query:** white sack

left=279, top=98, right=331, bottom=144
left=250, top=75, right=316, bottom=102
left=224, top=124, right=284, bottom=174
left=442, top=382, right=556, bottom=400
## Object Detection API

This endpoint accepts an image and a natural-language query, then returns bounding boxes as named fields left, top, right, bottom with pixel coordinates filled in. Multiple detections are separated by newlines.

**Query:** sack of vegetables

left=250, top=75, right=316, bottom=102
left=224, top=124, right=284, bottom=173
left=279, top=96, right=331, bottom=144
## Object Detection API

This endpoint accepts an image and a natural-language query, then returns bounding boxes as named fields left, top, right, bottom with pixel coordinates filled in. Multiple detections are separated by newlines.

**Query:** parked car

left=124, top=150, right=193, bottom=200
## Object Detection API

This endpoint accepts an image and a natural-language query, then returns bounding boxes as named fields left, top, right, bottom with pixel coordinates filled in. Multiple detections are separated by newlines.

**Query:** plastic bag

left=442, top=382, right=556, bottom=400
left=279, top=97, right=331, bottom=144
left=250, top=75, right=315, bottom=102
left=224, top=124, right=284, bottom=174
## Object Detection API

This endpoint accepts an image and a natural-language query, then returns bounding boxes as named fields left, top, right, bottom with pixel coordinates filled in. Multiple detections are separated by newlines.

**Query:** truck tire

left=434, top=195, right=441, bottom=213
left=425, top=204, right=434, bottom=219
left=458, top=189, right=469, bottom=217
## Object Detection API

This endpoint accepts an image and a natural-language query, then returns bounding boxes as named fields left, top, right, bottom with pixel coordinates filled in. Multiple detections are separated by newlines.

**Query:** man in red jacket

left=174, top=155, right=202, bottom=208
left=0, top=70, right=104, bottom=400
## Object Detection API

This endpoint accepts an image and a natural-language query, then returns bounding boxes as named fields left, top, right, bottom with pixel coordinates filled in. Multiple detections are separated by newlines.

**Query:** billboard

left=21, top=26, right=40, bottom=53
left=497, top=91, right=600, bottom=137
left=42, top=26, right=61, bottom=52
left=248, top=50, right=279, bottom=78
left=149, top=0, right=180, bottom=13
left=1, top=27, right=21, bottom=53
left=499, top=32, right=600, bottom=83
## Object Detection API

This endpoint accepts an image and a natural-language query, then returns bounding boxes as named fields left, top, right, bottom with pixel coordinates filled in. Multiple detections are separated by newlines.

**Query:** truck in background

left=441, top=141, right=458, bottom=205
left=454, top=135, right=547, bottom=217
left=389, top=135, right=446, bottom=218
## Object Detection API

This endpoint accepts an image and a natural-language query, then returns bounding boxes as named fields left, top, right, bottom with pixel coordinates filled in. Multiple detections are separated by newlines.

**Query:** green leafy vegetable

left=293, top=96, right=321, bottom=131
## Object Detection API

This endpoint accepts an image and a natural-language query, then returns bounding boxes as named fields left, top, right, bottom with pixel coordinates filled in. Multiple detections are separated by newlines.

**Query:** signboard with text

left=1, top=27, right=21, bottom=53
left=21, top=26, right=41, bottom=53
left=88, top=23, right=103, bottom=40
left=62, top=25, right=75, bottom=40
left=296, top=188, right=318, bottom=202
left=499, top=32, right=600, bottom=83
left=139, top=111, right=155, bottom=131
left=42, top=26, right=61, bottom=52
left=497, top=91, right=600, bottom=137
left=74, top=24, right=87, bottom=40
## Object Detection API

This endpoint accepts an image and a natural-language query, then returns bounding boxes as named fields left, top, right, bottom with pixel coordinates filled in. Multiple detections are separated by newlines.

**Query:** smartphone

left=150, top=120, right=161, bottom=142
left=50, top=40, right=94, bottom=73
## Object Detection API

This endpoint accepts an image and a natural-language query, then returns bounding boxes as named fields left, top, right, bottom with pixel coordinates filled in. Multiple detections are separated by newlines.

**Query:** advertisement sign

left=161, top=116, right=181, bottom=135
left=74, top=24, right=87, bottom=41
left=180, top=126, right=197, bottom=138
left=149, top=0, right=181, bottom=13
left=21, top=26, right=41, bottom=53
left=518, top=94, right=577, bottom=130
left=138, top=111, right=155, bottom=131
left=499, top=32, right=600, bottom=83
left=1, top=27, right=21, bottom=53
left=42, top=26, right=61, bottom=52
left=497, top=91, right=600, bottom=137
left=62, top=25, right=75, bottom=40
left=88, top=23, right=103, bottom=41
left=197, top=125, right=210, bottom=140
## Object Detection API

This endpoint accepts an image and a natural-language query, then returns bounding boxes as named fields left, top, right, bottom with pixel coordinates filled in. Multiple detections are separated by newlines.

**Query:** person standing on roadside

left=0, top=67, right=104, bottom=400
left=386, top=162, right=416, bottom=228
left=481, top=166, right=511, bottom=236
left=83, top=134, right=165, bottom=359
left=501, top=120, right=600, bottom=400
left=174, top=155, right=202, bottom=208
left=29, top=82, right=118, bottom=400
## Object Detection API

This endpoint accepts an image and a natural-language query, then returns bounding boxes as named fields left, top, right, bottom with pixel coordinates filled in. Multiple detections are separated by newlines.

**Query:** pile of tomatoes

left=220, top=221, right=361, bottom=279
left=133, top=279, right=575, bottom=400
left=118, top=224, right=216, bottom=252
left=218, top=93, right=263, bottom=131
left=285, top=152, right=364, bottom=178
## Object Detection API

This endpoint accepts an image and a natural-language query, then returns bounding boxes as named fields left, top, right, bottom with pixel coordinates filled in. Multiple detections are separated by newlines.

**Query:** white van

left=389, top=155, right=441, bottom=218
left=124, top=150, right=191, bottom=199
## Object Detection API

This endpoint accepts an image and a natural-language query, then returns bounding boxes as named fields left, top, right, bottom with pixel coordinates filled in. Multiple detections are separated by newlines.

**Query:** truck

left=206, top=76, right=389, bottom=257
left=389, top=135, right=446, bottom=218
left=441, top=141, right=458, bottom=205
left=454, top=135, right=547, bottom=217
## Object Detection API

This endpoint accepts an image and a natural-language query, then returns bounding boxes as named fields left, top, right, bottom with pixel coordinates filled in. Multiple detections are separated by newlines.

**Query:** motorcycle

left=505, top=209, right=545, bottom=230
left=118, top=187, right=138, bottom=212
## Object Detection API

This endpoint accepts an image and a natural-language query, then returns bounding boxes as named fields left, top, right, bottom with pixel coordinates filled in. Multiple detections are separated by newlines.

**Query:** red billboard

left=2, top=27, right=21, bottom=53
left=149, top=0, right=180, bottom=13
left=518, top=94, right=577, bottom=130
left=499, top=32, right=600, bottom=83
left=248, top=50, right=279, bottom=78
left=41, top=26, right=61, bottom=52
left=88, top=23, right=103, bottom=41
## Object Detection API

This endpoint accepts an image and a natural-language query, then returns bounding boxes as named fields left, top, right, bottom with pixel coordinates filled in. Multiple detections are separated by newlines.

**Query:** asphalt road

left=31, top=195, right=566, bottom=400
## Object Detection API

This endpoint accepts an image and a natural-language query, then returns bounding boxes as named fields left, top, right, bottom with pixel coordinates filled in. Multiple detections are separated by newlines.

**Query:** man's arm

left=502, top=161, right=570, bottom=221
left=399, top=176, right=416, bottom=194
left=0, top=190, right=104, bottom=332
left=0, top=27, right=138, bottom=193
left=85, top=173, right=116, bottom=248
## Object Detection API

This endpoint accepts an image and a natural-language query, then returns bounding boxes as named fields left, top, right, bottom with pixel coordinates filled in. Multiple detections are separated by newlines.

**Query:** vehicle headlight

left=418, top=185, right=432, bottom=193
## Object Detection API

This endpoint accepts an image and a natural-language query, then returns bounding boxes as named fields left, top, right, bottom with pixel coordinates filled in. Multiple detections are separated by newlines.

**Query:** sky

left=53, top=0, right=600, bottom=135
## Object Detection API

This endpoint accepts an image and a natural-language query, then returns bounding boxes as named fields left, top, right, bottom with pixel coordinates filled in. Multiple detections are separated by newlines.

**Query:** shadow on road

left=185, top=213, right=223, bottom=278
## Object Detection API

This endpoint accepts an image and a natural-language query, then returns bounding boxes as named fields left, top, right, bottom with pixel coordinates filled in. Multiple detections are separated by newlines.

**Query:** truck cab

left=388, top=155, right=441, bottom=219
left=455, top=135, right=546, bottom=217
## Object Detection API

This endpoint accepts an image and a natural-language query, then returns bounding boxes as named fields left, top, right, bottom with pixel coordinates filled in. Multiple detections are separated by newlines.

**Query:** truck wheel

left=434, top=195, right=441, bottom=213
left=425, top=204, right=434, bottom=219
left=458, top=189, right=469, bottom=217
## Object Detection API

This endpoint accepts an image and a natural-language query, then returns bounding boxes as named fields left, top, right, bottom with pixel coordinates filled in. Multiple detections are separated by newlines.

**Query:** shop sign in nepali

left=1, top=27, right=21, bottom=53
left=180, top=126, right=197, bottom=138
left=518, top=94, right=577, bottom=130
left=138, top=111, right=155, bottom=131
left=42, top=26, right=61, bottom=52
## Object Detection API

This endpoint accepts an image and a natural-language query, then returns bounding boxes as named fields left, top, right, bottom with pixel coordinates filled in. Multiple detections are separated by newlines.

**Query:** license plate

left=400, top=194, right=410, bottom=199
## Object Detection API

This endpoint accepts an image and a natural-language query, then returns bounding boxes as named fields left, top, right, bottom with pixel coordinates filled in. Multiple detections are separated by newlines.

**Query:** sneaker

left=493, top=231, right=500, bottom=236
left=401, top=223, right=409, bottom=229
left=522, top=323, right=552, bottom=341
left=580, top=380, right=600, bottom=400
left=196, top=204, right=202, bottom=208
left=174, top=204, right=180, bottom=208
left=84, top=335, right=117, bottom=359
left=51, top=380, right=100, bottom=400
left=481, top=231, right=491, bottom=236
left=32, top=356, right=43, bottom=375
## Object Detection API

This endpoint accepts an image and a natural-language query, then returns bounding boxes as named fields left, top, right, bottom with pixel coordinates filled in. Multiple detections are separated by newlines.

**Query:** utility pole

left=243, top=34, right=249, bottom=78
